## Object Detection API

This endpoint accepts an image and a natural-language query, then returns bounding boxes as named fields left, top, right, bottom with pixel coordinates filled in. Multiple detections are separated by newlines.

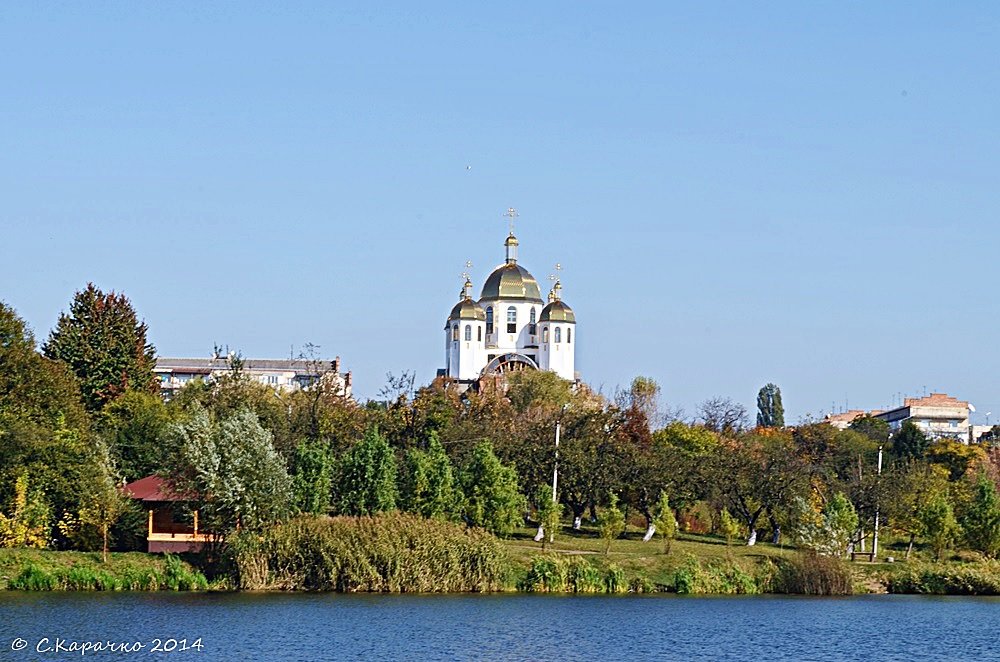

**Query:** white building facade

left=443, top=230, right=577, bottom=385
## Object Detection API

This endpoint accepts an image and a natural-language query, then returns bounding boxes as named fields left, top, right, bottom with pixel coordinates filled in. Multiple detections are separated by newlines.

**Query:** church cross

left=504, top=207, right=519, bottom=235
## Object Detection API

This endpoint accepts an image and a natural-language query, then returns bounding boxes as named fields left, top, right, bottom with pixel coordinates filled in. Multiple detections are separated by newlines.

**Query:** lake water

left=1, top=592, right=998, bottom=661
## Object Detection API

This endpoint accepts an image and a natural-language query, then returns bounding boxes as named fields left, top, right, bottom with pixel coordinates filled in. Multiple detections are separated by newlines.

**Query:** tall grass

left=230, top=513, right=510, bottom=592
left=669, top=555, right=766, bottom=595
left=888, top=563, right=1000, bottom=595
left=517, top=556, right=631, bottom=593
left=6, top=554, right=208, bottom=591
left=770, top=553, right=853, bottom=596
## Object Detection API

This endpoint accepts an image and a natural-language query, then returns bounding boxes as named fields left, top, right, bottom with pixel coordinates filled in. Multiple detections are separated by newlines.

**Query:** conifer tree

left=336, top=427, right=397, bottom=516
left=460, top=443, right=523, bottom=537
left=43, top=284, right=157, bottom=412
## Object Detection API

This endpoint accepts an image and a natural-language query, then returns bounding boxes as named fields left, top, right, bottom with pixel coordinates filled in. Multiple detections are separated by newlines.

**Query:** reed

left=230, top=513, right=510, bottom=592
left=770, top=553, right=853, bottom=596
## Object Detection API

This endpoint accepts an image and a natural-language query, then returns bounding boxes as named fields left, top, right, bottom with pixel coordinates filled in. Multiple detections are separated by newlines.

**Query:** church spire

left=504, top=207, right=519, bottom=264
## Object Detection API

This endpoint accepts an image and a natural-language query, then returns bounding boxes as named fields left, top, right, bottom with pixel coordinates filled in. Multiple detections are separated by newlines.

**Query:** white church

left=443, top=213, right=577, bottom=386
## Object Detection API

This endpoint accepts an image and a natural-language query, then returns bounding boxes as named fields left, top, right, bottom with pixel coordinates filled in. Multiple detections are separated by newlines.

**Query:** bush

left=670, top=555, right=765, bottom=595
left=771, top=553, right=853, bottom=595
left=888, top=563, right=1000, bottom=595
left=230, top=513, right=510, bottom=592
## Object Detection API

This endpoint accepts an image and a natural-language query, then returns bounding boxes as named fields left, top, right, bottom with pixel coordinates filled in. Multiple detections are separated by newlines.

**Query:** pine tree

left=43, top=284, right=158, bottom=412
left=400, top=433, right=457, bottom=519
left=756, top=383, right=785, bottom=428
left=460, top=443, right=523, bottom=537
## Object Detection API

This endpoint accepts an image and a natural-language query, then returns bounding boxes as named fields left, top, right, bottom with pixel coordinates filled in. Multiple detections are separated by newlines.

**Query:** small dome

left=448, top=298, right=486, bottom=322
left=480, top=263, right=544, bottom=303
left=540, top=300, right=575, bottom=323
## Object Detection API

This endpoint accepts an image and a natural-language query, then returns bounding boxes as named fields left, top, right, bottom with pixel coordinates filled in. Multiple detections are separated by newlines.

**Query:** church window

left=543, top=327, right=549, bottom=343
left=554, top=327, right=562, bottom=343
left=529, top=307, right=537, bottom=335
left=507, top=307, right=517, bottom=333
left=477, top=326, right=482, bottom=341
left=486, top=307, right=493, bottom=334
left=464, top=325, right=472, bottom=341
left=452, top=324, right=459, bottom=341
left=567, top=328, right=572, bottom=343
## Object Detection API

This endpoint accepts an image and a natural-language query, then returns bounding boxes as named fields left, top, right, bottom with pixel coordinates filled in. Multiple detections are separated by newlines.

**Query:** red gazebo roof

left=123, top=475, right=192, bottom=502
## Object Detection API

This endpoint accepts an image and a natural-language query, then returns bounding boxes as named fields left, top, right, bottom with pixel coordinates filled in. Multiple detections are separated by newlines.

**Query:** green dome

left=479, top=263, right=544, bottom=303
left=540, top=300, right=575, bottom=323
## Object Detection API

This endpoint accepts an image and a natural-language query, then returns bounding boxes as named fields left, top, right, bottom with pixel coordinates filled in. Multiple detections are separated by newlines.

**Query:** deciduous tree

left=756, top=383, right=785, bottom=428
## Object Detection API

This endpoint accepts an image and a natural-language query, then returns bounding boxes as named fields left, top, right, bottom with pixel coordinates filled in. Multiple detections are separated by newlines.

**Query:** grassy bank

left=0, top=549, right=208, bottom=591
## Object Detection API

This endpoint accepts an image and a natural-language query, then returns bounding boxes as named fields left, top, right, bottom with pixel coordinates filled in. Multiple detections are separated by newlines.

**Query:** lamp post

left=872, top=444, right=884, bottom=559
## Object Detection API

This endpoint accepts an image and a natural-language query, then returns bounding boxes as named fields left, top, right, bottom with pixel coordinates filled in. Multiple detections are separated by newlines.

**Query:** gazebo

left=123, top=475, right=211, bottom=553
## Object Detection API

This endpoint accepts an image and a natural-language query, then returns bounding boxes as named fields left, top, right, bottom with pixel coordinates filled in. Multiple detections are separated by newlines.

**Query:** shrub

left=888, top=563, right=1000, bottom=595
left=230, top=513, right=510, bottom=592
left=771, top=553, right=853, bottom=595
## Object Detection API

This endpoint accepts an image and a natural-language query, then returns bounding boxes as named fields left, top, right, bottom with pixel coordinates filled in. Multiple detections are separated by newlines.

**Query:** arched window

left=485, top=307, right=493, bottom=334
left=567, top=328, right=572, bottom=344
left=464, top=325, right=472, bottom=341
left=543, top=327, right=549, bottom=343
left=477, top=326, right=482, bottom=341
left=555, top=327, right=562, bottom=343
left=452, top=324, right=459, bottom=341
left=529, top=307, right=537, bottom=334
left=506, top=306, right=517, bottom=333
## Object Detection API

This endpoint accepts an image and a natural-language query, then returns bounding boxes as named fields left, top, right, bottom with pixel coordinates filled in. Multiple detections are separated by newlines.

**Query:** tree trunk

left=102, top=524, right=108, bottom=564
left=906, top=533, right=915, bottom=560
left=747, top=529, right=757, bottom=546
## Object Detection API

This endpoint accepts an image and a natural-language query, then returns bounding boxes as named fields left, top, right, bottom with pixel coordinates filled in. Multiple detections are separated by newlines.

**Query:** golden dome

left=540, top=300, right=575, bottom=323
left=448, top=298, right=486, bottom=322
left=479, top=263, right=544, bottom=303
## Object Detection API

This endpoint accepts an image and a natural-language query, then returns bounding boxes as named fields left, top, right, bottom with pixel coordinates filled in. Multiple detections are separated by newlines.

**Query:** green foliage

left=849, top=415, right=890, bottom=443
left=77, top=440, right=129, bottom=562
left=962, top=475, right=1000, bottom=559
left=97, top=391, right=173, bottom=482
left=0, top=472, right=50, bottom=548
left=535, top=487, right=563, bottom=550
left=516, top=556, right=632, bottom=594
left=336, top=427, right=398, bottom=516
left=3, top=553, right=207, bottom=591
left=460, top=443, right=524, bottom=537
left=671, top=555, right=764, bottom=595
left=891, top=420, right=930, bottom=461
left=167, top=408, right=293, bottom=535
left=652, top=493, right=678, bottom=554
left=505, top=370, right=573, bottom=413
left=793, top=492, right=858, bottom=557
left=290, top=439, right=334, bottom=515
left=888, top=563, right=1000, bottom=595
left=399, top=433, right=457, bottom=519
left=42, top=284, right=157, bottom=412
left=756, top=383, right=785, bottom=428
left=230, top=513, right=509, bottom=592
left=771, top=553, right=853, bottom=595
left=919, top=493, right=962, bottom=561
left=597, top=494, right=625, bottom=555
left=718, top=508, right=741, bottom=547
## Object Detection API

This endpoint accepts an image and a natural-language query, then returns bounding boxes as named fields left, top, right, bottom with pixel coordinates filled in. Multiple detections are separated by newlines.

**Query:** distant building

left=824, top=410, right=878, bottom=430
left=874, top=393, right=970, bottom=441
left=154, top=356, right=352, bottom=400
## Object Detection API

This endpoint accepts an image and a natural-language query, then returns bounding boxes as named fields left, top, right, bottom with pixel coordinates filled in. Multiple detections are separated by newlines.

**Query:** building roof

left=123, top=475, right=193, bottom=502
left=155, top=357, right=341, bottom=374
left=903, top=393, right=969, bottom=409
left=479, top=263, right=544, bottom=303
left=448, top=298, right=487, bottom=322
left=824, top=410, right=868, bottom=424
left=540, top=300, right=576, bottom=323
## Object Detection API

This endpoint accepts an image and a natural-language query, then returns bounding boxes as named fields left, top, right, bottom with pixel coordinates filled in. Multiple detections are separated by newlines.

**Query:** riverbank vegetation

left=5, top=290, right=1000, bottom=595
left=0, top=549, right=207, bottom=591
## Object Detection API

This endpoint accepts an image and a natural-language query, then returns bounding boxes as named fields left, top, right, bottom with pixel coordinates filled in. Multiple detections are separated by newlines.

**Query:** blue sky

left=2, top=3, right=998, bottom=422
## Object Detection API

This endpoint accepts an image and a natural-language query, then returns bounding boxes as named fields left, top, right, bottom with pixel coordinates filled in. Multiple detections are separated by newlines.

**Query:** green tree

left=891, top=421, right=930, bottom=461
left=77, top=440, right=129, bottom=562
left=918, top=493, right=961, bottom=562
left=336, top=427, right=398, bottom=516
left=167, top=408, right=293, bottom=535
left=849, top=415, right=890, bottom=444
left=597, top=493, right=626, bottom=555
left=961, top=475, right=1000, bottom=559
left=756, top=383, right=785, bottom=428
left=43, top=284, right=158, bottom=412
left=290, top=439, right=334, bottom=515
left=399, top=433, right=457, bottom=519
left=535, top=486, right=562, bottom=550
left=718, top=508, right=741, bottom=547
left=97, top=391, right=173, bottom=482
left=0, top=472, right=51, bottom=549
left=652, top=492, right=678, bottom=554
left=460, top=442, right=523, bottom=537
left=793, top=492, right=858, bottom=557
